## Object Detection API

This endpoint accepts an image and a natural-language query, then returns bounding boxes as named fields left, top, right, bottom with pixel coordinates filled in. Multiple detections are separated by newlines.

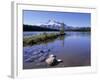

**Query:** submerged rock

left=24, top=47, right=63, bottom=66
left=24, top=48, right=51, bottom=63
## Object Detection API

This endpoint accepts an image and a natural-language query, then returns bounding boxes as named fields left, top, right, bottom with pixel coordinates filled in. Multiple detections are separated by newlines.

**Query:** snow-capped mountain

left=46, top=20, right=61, bottom=26
left=40, top=20, right=64, bottom=30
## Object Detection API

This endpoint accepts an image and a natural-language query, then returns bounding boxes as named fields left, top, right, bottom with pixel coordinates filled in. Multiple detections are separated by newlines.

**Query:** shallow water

left=23, top=32, right=91, bottom=69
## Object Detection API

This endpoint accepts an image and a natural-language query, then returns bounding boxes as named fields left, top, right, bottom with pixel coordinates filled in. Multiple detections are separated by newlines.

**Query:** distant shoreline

left=23, top=24, right=91, bottom=32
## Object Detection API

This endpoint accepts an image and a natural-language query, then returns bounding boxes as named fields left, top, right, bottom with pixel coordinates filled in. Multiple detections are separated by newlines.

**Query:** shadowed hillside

left=23, top=24, right=59, bottom=31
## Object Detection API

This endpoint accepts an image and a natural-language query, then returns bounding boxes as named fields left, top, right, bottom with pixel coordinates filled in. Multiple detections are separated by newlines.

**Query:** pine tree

left=60, top=22, right=65, bottom=35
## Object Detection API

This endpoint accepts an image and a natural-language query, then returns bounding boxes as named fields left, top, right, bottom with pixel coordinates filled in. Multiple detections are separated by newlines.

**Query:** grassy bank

left=23, top=32, right=65, bottom=46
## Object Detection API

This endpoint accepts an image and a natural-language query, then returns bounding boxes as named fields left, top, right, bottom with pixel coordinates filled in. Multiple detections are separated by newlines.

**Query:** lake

left=23, top=31, right=91, bottom=69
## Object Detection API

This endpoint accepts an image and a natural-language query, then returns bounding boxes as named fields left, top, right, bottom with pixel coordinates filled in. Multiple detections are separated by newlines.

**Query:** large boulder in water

left=45, top=54, right=63, bottom=66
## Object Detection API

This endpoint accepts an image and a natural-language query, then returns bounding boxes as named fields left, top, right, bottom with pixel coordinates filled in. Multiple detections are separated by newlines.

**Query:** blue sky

left=23, top=10, right=91, bottom=27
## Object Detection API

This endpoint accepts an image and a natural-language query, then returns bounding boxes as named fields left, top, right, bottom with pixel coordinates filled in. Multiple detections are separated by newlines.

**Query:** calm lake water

left=23, top=31, right=91, bottom=69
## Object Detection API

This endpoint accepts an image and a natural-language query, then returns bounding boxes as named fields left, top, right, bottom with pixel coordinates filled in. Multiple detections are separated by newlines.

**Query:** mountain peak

left=46, top=20, right=61, bottom=26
